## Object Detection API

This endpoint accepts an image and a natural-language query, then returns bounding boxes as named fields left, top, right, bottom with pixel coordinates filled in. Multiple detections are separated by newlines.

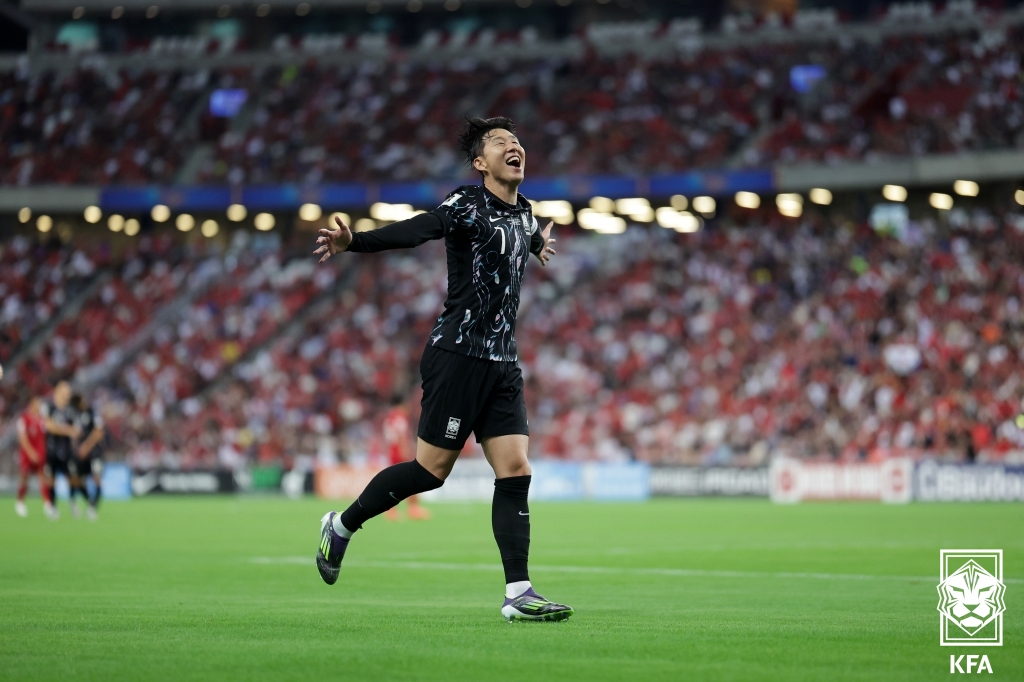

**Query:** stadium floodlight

left=655, top=207, right=700, bottom=233
left=176, top=214, right=196, bottom=232
left=108, top=214, right=125, bottom=232
left=36, top=215, right=53, bottom=233
left=882, top=185, right=907, bottom=202
left=953, top=180, right=979, bottom=197
left=254, top=213, right=276, bottom=231
left=18, top=207, right=31, bottom=223
left=670, top=195, right=688, bottom=210
left=370, top=202, right=416, bottom=222
left=809, top=188, right=833, bottom=205
left=735, top=191, right=760, bottom=209
left=615, top=198, right=651, bottom=216
left=776, top=193, right=804, bottom=217
left=1016, top=189, right=1024, bottom=206
left=124, top=219, right=140, bottom=236
left=84, top=205, right=102, bottom=224
left=201, top=219, right=219, bottom=238
left=227, top=204, right=247, bottom=221
left=534, top=200, right=572, bottom=218
left=692, top=196, right=716, bottom=215
left=552, top=211, right=575, bottom=225
left=629, top=206, right=656, bottom=222
left=329, top=212, right=351, bottom=228
left=589, top=196, right=615, bottom=213
left=299, top=203, right=322, bottom=221
left=930, top=193, right=954, bottom=210
left=151, top=204, right=171, bottom=222
left=354, top=218, right=377, bottom=232
left=577, top=208, right=625, bottom=233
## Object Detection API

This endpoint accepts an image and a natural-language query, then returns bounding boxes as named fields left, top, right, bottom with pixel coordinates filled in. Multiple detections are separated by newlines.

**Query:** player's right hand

left=314, top=215, right=354, bottom=263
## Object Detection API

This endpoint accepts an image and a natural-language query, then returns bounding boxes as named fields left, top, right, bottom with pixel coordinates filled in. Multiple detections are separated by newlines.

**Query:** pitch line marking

left=248, top=557, right=1024, bottom=584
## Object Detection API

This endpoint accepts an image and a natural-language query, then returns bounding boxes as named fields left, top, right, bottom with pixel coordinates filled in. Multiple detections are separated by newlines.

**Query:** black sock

left=73, top=484, right=87, bottom=501
left=339, top=460, right=443, bottom=532
left=90, top=482, right=102, bottom=509
left=492, top=475, right=531, bottom=584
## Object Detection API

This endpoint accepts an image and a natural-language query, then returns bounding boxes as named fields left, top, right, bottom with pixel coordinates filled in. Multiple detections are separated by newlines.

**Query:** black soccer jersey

left=349, top=185, right=544, bottom=362
left=41, top=400, right=75, bottom=461
left=76, top=406, right=105, bottom=458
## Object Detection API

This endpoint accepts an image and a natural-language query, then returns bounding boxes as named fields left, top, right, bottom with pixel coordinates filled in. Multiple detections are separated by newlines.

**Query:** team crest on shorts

left=445, top=417, right=461, bottom=438
left=937, top=549, right=1005, bottom=646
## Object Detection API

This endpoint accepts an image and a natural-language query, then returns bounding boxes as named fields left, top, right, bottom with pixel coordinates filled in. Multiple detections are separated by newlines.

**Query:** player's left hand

left=536, top=221, right=556, bottom=267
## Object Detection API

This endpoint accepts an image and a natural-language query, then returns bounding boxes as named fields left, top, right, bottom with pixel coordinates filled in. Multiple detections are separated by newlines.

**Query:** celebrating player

left=15, top=397, right=55, bottom=518
left=314, top=116, right=571, bottom=622
left=70, top=393, right=105, bottom=521
left=41, top=381, right=81, bottom=519
left=382, top=395, right=430, bottom=521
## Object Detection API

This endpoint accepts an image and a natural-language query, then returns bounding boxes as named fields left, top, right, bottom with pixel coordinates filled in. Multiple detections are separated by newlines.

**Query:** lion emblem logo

left=937, top=556, right=1006, bottom=640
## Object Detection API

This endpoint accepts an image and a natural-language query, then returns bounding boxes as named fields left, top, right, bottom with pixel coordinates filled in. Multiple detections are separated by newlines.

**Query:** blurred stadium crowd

left=3, top=19, right=1022, bottom=186
left=3, top=2, right=1024, bottom=473
left=4, top=195, right=1024, bottom=470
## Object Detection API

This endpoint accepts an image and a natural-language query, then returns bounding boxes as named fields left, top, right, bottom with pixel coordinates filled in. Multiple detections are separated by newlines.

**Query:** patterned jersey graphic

left=428, top=185, right=543, bottom=362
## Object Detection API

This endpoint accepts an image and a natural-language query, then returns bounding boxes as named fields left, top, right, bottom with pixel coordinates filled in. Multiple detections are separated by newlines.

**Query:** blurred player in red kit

left=383, top=396, right=431, bottom=521
left=15, top=397, right=55, bottom=518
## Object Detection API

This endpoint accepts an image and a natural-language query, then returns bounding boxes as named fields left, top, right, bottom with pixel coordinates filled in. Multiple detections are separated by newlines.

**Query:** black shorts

left=417, top=345, right=529, bottom=450
left=45, top=454, right=70, bottom=478
left=77, top=456, right=103, bottom=478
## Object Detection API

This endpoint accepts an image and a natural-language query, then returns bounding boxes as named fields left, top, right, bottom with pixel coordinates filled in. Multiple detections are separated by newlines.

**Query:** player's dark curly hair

left=457, top=116, right=517, bottom=168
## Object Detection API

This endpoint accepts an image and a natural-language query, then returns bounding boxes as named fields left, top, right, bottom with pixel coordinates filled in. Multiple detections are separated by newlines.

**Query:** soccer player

left=381, top=395, right=430, bottom=521
left=313, top=117, right=572, bottom=622
left=41, top=381, right=81, bottom=519
left=70, top=393, right=105, bottom=521
left=15, top=397, right=55, bottom=518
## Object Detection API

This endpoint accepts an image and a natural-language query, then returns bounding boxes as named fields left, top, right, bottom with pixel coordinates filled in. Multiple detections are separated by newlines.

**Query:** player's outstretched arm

left=531, top=221, right=557, bottom=267
left=315, top=213, right=444, bottom=263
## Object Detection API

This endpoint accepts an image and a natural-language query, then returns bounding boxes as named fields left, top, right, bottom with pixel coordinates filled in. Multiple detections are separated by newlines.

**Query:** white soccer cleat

left=44, top=502, right=59, bottom=520
left=70, top=499, right=81, bottom=518
left=15, top=501, right=28, bottom=517
left=87, top=507, right=97, bottom=521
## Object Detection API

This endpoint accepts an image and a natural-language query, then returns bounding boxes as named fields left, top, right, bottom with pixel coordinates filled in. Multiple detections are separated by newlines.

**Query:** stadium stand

left=4, top=10, right=1022, bottom=186
left=2, top=3, right=1024, bottom=473
left=6, top=198, right=1021, bottom=470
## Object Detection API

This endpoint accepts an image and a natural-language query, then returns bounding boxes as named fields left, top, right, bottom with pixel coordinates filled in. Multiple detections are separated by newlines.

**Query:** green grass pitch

left=1, top=497, right=1021, bottom=681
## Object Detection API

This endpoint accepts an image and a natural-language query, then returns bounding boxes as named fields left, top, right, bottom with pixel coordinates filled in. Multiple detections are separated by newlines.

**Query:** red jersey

left=18, top=411, right=46, bottom=465
left=383, top=408, right=410, bottom=464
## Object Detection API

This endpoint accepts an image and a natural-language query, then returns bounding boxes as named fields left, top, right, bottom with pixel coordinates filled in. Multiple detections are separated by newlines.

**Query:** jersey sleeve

left=39, top=402, right=51, bottom=419
left=348, top=212, right=444, bottom=253
left=529, top=216, right=545, bottom=256
left=430, top=188, right=477, bottom=235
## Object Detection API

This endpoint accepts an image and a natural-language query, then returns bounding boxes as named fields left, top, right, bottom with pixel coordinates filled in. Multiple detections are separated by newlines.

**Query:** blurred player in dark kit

left=41, top=381, right=81, bottom=519
left=71, top=393, right=106, bottom=521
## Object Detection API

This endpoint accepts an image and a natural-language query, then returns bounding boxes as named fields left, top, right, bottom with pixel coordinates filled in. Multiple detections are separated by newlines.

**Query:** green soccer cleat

left=501, top=588, right=574, bottom=622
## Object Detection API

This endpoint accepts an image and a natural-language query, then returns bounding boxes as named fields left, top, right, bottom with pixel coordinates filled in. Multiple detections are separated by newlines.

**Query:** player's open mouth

left=505, top=155, right=521, bottom=168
